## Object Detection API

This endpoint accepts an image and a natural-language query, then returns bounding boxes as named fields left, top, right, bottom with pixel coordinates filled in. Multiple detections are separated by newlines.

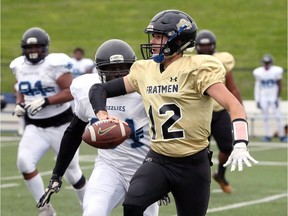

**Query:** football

left=82, top=120, right=131, bottom=149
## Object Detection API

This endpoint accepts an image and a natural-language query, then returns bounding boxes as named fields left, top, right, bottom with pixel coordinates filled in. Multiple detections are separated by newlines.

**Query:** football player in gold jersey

left=89, top=10, right=258, bottom=216
left=195, top=29, right=243, bottom=194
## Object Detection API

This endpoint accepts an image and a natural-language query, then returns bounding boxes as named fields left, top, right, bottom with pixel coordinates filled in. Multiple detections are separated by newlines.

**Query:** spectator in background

left=195, top=29, right=243, bottom=194
left=71, top=47, right=94, bottom=77
left=253, top=54, right=287, bottom=142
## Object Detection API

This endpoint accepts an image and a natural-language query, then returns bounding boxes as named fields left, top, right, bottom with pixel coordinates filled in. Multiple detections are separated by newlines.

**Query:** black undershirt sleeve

left=89, top=77, right=126, bottom=114
left=53, top=114, right=88, bottom=177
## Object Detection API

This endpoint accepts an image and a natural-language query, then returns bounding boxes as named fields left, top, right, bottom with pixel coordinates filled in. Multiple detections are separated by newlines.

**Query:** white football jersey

left=253, top=65, right=283, bottom=101
left=70, top=74, right=150, bottom=181
left=10, top=53, right=73, bottom=119
left=71, top=58, right=94, bottom=77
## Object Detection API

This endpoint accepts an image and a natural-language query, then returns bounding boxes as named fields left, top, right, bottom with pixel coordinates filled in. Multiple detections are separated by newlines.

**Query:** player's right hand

left=158, top=193, right=171, bottom=206
left=36, top=174, right=62, bottom=208
left=13, top=103, right=26, bottom=117
left=256, top=102, right=261, bottom=109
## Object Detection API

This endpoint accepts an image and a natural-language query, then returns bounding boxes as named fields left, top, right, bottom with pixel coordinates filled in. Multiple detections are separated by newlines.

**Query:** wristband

left=44, top=97, right=50, bottom=106
left=232, top=118, right=249, bottom=145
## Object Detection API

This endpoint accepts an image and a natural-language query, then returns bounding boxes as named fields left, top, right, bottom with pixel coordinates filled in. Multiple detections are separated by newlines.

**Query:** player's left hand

left=36, top=174, right=62, bottom=208
left=275, top=100, right=279, bottom=108
left=158, top=193, right=171, bottom=206
left=223, top=142, right=258, bottom=172
left=26, top=97, right=49, bottom=116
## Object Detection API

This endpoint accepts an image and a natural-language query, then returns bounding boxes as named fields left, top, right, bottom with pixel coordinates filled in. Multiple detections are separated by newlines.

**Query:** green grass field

left=1, top=0, right=287, bottom=99
left=1, top=134, right=287, bottom=216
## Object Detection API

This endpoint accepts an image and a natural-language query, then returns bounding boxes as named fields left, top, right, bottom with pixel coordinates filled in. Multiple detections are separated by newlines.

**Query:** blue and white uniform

left=253, top=65, right=285, bottom=138
left=10, top=53, right=84, bottom=204
left=71, top=73, right=158, bottom=216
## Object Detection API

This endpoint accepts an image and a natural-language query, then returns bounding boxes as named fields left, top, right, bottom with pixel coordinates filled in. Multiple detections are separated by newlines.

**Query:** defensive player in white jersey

left=89, top=10, right=258, bottom=216
left=37, top=39, right=160, bottom=216
left=195, top=30, right=243, bottom=193
left=253, top=54, right=287, bottom=142
left=71, top=48, right=95, bottom=77
left=11, top=27, right=87, bottom=216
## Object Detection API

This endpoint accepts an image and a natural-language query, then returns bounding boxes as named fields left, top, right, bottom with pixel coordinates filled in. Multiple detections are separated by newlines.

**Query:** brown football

left=82, top=120, right=131, bottom=149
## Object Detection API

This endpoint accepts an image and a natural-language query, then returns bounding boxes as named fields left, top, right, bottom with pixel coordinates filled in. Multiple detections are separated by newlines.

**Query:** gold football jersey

left=212, top=52, right=235, bottom=112
left=127, top=55, right=226, bottom=157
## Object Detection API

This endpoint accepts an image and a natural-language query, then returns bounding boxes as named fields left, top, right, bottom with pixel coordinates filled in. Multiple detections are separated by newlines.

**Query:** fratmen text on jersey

left=127, top=55, right=226, bottom=157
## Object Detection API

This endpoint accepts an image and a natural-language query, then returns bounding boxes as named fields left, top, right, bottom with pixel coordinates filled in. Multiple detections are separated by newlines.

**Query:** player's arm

left=26, top=72, right=74, bottom=116
left=13, top=83, right=27, bottom=117
left=37, top=114, right=87, bottom=208
left=48, top=72, right=74, bottom=104
left=277, top=79, right=281, bottom=98
left=225, top=71, right=242, bottom=104
left=89, top=76, right=135, bottom=120
left=206, top=83, right=258, bottom=171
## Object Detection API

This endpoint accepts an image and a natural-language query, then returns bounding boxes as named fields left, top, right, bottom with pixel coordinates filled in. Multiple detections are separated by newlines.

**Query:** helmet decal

left=176, top=19, right=192, bottom=30
left=26, top=37, right=38, bottom=44
left=110, top=55, right=124, bottom=63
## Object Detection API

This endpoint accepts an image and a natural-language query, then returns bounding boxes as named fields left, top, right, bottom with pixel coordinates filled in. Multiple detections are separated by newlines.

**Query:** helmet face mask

left=195, top=30, right=216, bottom=55
left=141, top=10, right=198, bottom=63
left=98, top=63, right=132, bottom=82
left=21, top=27, right=50, bottom=64
left=95, top=39, right=136, bottom=83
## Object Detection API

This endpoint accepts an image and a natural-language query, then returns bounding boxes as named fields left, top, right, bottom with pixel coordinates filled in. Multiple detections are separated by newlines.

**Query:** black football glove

left=36, top=174, right=62, bottom=208
left=158, top=193, right=171, bottom=206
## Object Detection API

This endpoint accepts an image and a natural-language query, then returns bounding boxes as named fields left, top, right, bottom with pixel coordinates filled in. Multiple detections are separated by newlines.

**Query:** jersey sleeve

left=213, top=52, right=235, bottom=73
left=70, top=74, right=101, bottom=122
left=126, top=61, right=142, bottom=93
left=274, top=66, right=284, bottom=80
left=9, top=56, right=24, bottom=77
left=47, top=53, right=73, bottom=80
left=195, top=56, right=226, bottom=96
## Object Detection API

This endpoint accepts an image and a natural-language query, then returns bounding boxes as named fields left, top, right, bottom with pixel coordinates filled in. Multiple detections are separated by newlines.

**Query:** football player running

left=195, top=29, right=243, bottom=193
left=37, top=39, right=160, bottom=216
left=10, top=27, right=87, bottom=216
left=89, top=10, right=258, bottom=216
left=253, top=54, right=287, bottom=142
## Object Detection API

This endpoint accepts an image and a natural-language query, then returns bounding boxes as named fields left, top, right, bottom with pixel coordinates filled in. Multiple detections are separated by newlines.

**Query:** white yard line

left=0, top=165, right=93, bottom=181
left=0, top=183, right=20, bottom=188
left=171, top=193, right=288, bottom=216
left=206, top=193, right=288, bottom=214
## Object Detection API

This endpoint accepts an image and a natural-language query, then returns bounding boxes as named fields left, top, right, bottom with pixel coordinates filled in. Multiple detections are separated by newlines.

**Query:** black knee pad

left=123, top=204, right=144, bottom=216
left=73, top=175, right=86, bottom=189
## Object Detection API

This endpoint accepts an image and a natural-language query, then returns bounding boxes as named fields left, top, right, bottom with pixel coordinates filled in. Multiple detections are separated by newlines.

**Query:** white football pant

left=83, top=158, right=159, bottom=216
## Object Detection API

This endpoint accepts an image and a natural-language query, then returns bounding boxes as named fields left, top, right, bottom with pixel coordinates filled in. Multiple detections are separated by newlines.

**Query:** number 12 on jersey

left=148, top=104, right=184, bottom=140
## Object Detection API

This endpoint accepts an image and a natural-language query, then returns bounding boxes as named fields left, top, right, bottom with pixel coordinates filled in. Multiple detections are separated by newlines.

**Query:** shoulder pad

left=70, top=74, right=101, bottom=101
left=213, top=52, right=235, bottom=72
left=46, top=53, right=73, bottom=68
left=9, top=56, right=25, bottom=70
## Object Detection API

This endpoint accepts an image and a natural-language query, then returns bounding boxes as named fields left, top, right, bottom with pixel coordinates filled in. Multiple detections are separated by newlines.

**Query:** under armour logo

left=145, top=158, right=152, bottom=162
left=170, top=77, right=177, bottom=82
